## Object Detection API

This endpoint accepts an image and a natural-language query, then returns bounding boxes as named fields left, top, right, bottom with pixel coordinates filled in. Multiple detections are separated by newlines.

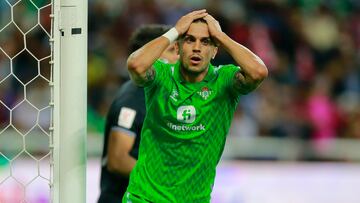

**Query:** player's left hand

left=203, top=14, right=223, bottom=41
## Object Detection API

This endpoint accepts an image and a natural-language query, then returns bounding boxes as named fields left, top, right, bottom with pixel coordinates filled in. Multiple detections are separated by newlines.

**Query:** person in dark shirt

left=97, top=24, right=179, bottom=203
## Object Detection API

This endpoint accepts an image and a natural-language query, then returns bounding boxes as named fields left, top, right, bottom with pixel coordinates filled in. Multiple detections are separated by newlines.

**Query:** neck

left=180, top=66, right=209, bottom=83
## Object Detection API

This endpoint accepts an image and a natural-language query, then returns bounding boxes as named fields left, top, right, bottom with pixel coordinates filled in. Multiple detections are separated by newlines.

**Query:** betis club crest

left=197, top=87, right=212, bottom=100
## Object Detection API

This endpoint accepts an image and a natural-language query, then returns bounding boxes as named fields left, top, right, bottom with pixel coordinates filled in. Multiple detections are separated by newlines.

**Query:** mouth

left=190, top=55, right=202, bottom=65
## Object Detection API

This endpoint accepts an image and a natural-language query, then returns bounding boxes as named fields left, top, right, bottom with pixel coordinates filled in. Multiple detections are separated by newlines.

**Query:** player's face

left=178, top=22, right=217, bottom=75
left=160, top=42, right=179, bottom=64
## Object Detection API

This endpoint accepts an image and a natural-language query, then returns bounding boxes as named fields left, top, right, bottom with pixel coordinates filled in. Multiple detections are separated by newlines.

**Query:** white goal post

left=52, top=0, right=87, bottom=202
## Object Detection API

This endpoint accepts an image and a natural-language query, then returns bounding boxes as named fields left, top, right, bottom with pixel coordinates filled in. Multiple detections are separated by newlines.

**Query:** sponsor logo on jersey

left=177, top=105, right=196, bottom=123
left=167, top=122, right=206, bottom=131
left=170, top=89, right=179, bottom=102
left=167, top=105, right=205, bottom=131
left=197, top=86, right=212, bottom=100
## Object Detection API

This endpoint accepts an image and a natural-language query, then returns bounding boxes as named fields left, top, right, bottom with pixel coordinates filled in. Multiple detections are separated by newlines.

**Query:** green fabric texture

left=125, top=60, right=241, bottom=202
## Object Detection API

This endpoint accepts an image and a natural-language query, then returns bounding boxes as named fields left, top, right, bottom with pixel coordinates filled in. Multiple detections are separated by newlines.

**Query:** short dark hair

left=178, top=18, right=218, bottom=47
left=129, top=24, right=172, bottom=53
left=192, top=18, right=207, bottom=24
left=178, top=18, right=207, bottom=40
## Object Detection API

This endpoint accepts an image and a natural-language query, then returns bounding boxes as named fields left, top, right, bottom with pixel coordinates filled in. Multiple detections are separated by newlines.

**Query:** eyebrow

left=184, top=34, right=211, bottom=41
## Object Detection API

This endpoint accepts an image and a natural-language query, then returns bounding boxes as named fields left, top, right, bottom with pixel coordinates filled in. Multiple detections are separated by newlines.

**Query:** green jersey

left=126, top=60, right=241, bottom=202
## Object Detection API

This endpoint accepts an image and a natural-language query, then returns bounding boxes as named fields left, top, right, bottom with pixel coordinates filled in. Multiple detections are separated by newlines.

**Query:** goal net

left=0, top=0, right=87, bottom=202
left=0, top=0, right=53, bottom=202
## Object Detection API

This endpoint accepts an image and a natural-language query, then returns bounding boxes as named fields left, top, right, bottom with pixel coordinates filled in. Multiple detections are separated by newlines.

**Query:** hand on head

left=203, top=14, right=222, bottom=40
left=175, top=10, right=222, bottom=42
left=175, top=9, right=208, bottom=35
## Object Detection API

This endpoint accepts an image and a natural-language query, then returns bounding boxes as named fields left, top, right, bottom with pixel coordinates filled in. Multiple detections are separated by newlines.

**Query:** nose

left=192, top=40, right=201, bottom=52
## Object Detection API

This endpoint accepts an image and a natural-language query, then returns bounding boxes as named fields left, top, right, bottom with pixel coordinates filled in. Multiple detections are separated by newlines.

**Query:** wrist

left=214, top=32, right=226, bottom=41
left=212, top=32, right=227, bottom=46
left=162, top=27, right=179, bottom=43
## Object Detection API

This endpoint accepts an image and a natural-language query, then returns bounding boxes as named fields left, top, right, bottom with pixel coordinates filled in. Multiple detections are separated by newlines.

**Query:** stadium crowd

left=86, top=0, right=360, bottom=141
left=1, top=0, right=360, bottom=143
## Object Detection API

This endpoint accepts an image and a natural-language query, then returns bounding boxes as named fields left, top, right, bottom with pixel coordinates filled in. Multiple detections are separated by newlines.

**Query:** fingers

left=175, top=9, right=208, bottom=35
left=191, top=13, right=208, bottom=21
left=188, top=9, right=208, bottom=20
left=189, top=9, right=207, bottom=15
left=203, top=14, right=222, bottom=37
left=203, top=14, right=216, bottom=23
left=204, top=14, right=220, bottom=28
left=195, top=12, right=209, bottom=19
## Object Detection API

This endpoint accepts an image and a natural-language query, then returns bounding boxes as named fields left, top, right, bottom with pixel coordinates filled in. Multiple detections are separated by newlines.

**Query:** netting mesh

left=0, top=0, right=54, bottom=202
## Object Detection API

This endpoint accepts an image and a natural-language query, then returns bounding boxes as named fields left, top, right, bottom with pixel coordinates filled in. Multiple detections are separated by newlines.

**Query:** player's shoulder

left=151, top=59, right=177, bottom=81
left=110, top=81, right=145, bottom=109
left=212, top=64, right=241, bottom=80
left=152, top=59, right=174, bottom=69
left=117, top=81, right=143, bottom=96
left=213, top=64, right=241, bottom=73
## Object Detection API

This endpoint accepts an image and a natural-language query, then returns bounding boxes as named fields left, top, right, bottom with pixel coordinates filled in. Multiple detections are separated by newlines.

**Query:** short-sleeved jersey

left=98, top=80, right=145, bottom=203
left=126, top=60, right=241, bottom=202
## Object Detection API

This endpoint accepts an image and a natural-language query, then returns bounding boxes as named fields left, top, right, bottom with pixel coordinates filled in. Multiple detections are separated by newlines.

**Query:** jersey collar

left=173, top=62, right=216, bottom=83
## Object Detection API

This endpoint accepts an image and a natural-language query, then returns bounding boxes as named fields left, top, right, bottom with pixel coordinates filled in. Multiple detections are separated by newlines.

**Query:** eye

left=201, top=38, right=212, bottom=46
left=184, top=36, right=195, bottom=43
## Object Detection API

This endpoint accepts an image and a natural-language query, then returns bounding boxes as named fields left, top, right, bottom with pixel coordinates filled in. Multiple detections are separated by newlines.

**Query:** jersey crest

left=197, top=86, right=213, bottom=100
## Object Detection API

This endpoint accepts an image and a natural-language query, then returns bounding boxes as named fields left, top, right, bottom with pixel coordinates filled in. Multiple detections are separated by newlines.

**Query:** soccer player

left=97, top=24, right=179, bottom=203
left=124, top=9, right=268, bottom=202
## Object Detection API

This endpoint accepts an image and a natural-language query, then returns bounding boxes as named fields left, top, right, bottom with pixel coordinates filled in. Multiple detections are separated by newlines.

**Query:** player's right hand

left=175, top=9, right=208, bottom=35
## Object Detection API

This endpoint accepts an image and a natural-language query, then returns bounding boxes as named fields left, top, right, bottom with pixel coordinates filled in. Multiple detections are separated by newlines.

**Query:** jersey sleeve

left=112, top=106, right=138, bottom=136
left=143, top=59, right=169, bottom=88
left=108, top=99, right=144, bottom=137
left=218, top=64, right=242, bottom=100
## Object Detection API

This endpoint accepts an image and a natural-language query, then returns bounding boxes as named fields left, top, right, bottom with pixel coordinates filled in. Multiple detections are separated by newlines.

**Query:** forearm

left=107, top=154, right=136, bottom=176
left=107, top=130, right=137, bottom=176
left=217, top=32, right=268, bottom=82
left=127, top=36, right=170, bottom=84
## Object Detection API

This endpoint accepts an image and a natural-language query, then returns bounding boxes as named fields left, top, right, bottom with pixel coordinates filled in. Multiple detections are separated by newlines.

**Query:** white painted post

left=52, top=0, right=87, bottom=201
